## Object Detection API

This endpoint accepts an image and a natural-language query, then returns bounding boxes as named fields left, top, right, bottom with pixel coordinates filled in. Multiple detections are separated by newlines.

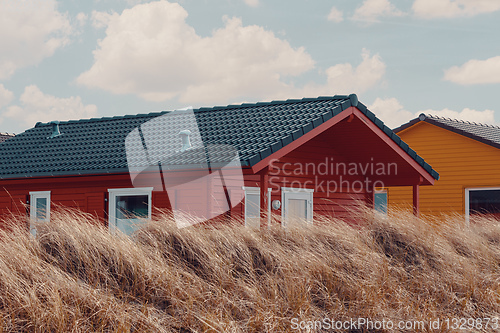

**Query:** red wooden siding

left=0, top=168, right=249, bottom=226
left=264, top=132, right=370, bottom=221
left=0, top=173, right=133, bottom=225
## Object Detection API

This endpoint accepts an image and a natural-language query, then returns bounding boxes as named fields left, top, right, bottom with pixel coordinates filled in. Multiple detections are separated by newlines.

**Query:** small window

left=281, top=187, right=313, bottom=228
left=30, top=191, right=51, bottom=234
left=374, top=191, right=388, bottom=214
left=108, top=188, right=153, bottom=235
left=243, top=187, right=260, bottom=229
left=465, top=187, right=500, bottom=222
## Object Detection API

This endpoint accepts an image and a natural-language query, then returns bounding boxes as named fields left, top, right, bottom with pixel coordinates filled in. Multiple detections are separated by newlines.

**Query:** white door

left=281, top=187, right=313, bottom=228
left=243, top=187, right=260, bottom=229
left=30, top=191, right=51, bottom=235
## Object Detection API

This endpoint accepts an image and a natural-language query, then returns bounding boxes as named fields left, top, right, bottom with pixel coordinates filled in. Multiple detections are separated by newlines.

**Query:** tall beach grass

left=0, top=208, right=498, bottom=332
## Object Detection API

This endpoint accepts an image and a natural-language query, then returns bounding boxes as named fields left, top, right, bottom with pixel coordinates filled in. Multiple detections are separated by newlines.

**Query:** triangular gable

left=395, top=114, right=500, bottom=152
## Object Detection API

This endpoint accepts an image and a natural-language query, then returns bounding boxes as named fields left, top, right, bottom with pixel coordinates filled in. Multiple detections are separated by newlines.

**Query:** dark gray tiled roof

left=0, top=95, right=439, bottom=179
left=394, top=114, right=500, bottom=150
left=0, top=133, right=14, bottom=143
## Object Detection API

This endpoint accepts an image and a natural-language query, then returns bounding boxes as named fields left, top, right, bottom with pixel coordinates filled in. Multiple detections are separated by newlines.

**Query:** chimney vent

left=179, top=130, right=192, bottom=152
left=48, top=121, right=62, bottom=139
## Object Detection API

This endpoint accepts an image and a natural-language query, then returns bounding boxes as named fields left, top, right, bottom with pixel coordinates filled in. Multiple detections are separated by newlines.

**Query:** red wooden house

left=0, top=94, right=438, bottom=233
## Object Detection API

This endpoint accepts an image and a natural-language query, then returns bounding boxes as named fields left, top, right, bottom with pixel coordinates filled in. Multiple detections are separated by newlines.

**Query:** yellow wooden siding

left=388, top=122, right=500, bottom=216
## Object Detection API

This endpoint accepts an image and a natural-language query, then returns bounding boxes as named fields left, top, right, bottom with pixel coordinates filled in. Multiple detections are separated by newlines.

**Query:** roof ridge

left=33, top=95, right=351, bottom=127
left=195, top=95, right=348, bottom=113
left=425, top=113, right=500, bottom=129
left=34, top=110, right=168, bottom=127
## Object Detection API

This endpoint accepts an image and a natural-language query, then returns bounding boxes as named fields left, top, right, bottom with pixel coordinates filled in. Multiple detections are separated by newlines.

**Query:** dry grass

left=0, top=208, right=498, bottom=332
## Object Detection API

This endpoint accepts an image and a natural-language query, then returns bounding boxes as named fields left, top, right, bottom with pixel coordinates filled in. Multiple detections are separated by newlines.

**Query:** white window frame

left=30, top=191, right=51, bottom=222
left=281, top=187, right=313, bottom=227
left=108, top=187, right=153, bottom=233
left=242, top=187, right=272, bottom=229
left=267, top=188, right=272, bottom=228
left=465, top=187, right=500, bottom=225
left=243, top=186, right=260, bottom=228
left=30, top=191, right=51, bottom=235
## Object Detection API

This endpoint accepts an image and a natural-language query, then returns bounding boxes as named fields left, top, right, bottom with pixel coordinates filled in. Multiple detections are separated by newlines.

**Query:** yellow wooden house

left=386, top=114, right=500, bottom=220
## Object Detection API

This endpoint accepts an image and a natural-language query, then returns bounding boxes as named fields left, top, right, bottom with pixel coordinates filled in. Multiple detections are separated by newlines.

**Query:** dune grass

left=0, top=208, right=498, bottom=332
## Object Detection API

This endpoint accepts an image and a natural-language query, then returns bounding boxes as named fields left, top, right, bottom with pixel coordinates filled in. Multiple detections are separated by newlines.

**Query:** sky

left=1, top=0, right=500, bottom=134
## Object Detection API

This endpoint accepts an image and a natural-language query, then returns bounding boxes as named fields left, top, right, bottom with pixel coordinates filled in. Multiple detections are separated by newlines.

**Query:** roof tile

left=0, top=96, right=438, bottom=180
left=395, top=114, right=500, bottom=150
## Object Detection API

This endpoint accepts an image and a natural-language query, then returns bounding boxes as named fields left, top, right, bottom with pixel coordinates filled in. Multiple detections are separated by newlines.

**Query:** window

left=30, top=191, right=51, bottom=234
left=281, top=187, right=313, bottom=228
left=465, top=187, right=500, bottom=222
left=374, top=190, right=388, bottom=214
left=243, top=187, right=260, bottom=229
left=108, top=188, right=153, bottom=235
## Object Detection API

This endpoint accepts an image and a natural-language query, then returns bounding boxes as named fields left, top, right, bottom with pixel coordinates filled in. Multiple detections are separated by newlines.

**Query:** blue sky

left=1, top=0, right=500, bottom=134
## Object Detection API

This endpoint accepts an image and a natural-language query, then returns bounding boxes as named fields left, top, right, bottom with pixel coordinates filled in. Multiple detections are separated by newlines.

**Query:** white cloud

left=412, top=0, right=500, bottom=18
left=79, top=2, right=386, bottom=105
left=327, top=7, right=344, bottom=22
left=368, top=97, right=497, bottom=128
left=244, top=0, right=259, bottom=7
left=368, top=97, right=414, bottom=128
left=353, top=0, right=405, bottom=22
left=2, top=86, right=98, bottom=128
left=75, top=12, right=88, bottom=27
left=78, top=1, right=315, bottom=104
left=0, top=85, right=14, bottom=109
left=263, top=49, right=386, bottom=102
left=0, top=0, right=72, bottom=79
left=443, top=56, right=500, bottom=85
left=91, top=10, right=118, bottom=29
left=323, top=49, right=386, bottom=94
